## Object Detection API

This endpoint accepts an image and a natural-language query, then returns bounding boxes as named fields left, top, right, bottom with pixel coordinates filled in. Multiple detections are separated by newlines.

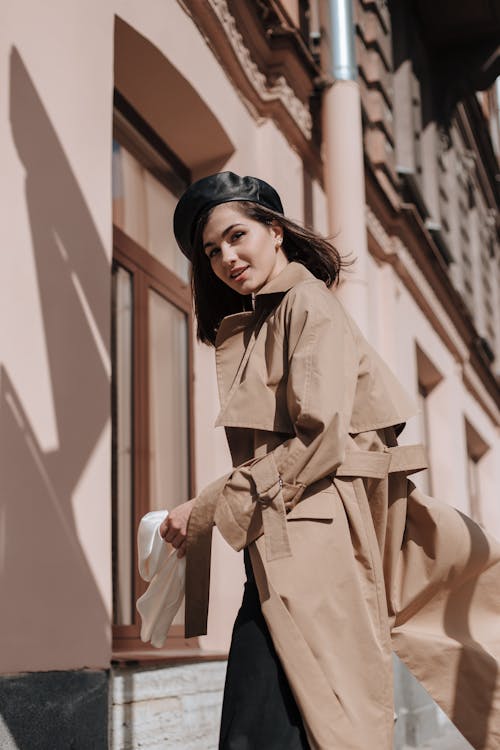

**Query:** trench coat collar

left=254, top=261, right=314, bottom=299
left=214, top=263, right=314, bottom=426
left=214, top=262, right=313, bottom=351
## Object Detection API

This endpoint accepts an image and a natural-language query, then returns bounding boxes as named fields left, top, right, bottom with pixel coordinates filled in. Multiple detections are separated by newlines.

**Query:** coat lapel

left=214, top=311, right=257, bottom=414
left=214, top=263, right=314, bottom=427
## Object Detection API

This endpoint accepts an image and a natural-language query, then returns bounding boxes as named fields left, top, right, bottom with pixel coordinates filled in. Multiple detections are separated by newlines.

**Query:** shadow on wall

left=444, top=512, right=498, bottom=750
left=1, top=47, right=111, bottom=745
left=399, top=488, right=498, bottom=749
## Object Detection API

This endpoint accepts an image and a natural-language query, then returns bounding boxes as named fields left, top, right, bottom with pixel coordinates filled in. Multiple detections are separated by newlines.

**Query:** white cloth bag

left=136, top=510, right=186, bottom=648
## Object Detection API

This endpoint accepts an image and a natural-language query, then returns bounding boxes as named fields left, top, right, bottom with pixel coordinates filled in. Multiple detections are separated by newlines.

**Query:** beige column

left=323, top=78, right=370, bottom=337
left=322, top=0, right=370, bottom=337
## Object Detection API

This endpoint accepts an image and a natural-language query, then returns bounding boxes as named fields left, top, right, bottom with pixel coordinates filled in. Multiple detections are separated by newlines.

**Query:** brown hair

left=191, top=201, right=351, bottom=345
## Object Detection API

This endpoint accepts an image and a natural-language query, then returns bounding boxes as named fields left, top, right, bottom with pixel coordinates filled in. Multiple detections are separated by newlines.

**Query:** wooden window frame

left=416, top=381, right=433, bottom=495
left=464, top=418, right=489, bottom=526
left=110, top=100, right=214, bottom=661
left=415, top=344, right=443, bottom=496
left=112, top=227, right=201, bottom=660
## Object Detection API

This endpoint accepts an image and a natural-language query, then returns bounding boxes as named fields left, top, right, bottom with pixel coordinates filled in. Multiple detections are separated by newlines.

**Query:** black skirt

left=219, top=549, right=309, bottom=750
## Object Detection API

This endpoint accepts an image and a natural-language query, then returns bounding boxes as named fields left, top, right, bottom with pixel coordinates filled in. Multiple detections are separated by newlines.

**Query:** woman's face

left=202, top=203, right=288, bottom=295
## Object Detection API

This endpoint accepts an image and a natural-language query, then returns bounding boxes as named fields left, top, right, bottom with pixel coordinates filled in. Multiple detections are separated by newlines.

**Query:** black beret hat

left=173, top=171, right=284, bottom=260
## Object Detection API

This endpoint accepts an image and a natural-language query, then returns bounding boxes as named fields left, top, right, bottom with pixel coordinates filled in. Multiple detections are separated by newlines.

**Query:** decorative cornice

left=178, top=0, right=323, bottom=180
left=365, top=205, right=393, bottom=256
left=207, top=0, right=312, bottom=140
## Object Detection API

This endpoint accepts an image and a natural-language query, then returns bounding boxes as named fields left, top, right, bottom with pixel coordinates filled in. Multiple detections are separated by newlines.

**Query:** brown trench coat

left=185, top=262, right=500, bottom=750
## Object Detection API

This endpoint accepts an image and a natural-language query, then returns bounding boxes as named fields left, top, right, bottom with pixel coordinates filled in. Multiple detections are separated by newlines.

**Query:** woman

left=160, top=171, right=500, bottom=750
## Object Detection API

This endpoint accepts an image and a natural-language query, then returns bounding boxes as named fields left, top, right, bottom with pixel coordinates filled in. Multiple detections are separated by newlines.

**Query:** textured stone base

left=0, top=669, right=108, bottom=750
left=110, top=660, right=227, bottom=750
left=0, top=658, right=472, bottom=749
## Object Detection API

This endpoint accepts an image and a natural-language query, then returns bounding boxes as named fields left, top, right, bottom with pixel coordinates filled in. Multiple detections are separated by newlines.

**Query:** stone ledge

left=110, top=661, right=227, bottom=750
left=111, top=660, right=227, bottom=703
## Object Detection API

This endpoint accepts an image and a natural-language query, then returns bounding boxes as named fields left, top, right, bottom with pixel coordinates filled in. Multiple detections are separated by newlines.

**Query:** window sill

left=113, top=624, right=228, bottom=666
left=397, top=167, right=430, bottom=221
left=111, top=647, right=228, bottom=667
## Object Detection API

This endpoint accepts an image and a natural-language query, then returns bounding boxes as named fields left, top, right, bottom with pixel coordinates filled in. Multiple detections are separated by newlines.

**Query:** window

left=415, top=345, right=443, bottom=495
left=391, top=4, right=429, bottom=217
left=478, top=214, right=498, bottom=356
left=437, top=141, right=451, bottom=252
left=111, top=93, right=195, bottom=656
left=441, top=136, right=471, bottom=297
left=464, top=419, right=489, bottom=525
left=416, top=381, right=432, bottom=495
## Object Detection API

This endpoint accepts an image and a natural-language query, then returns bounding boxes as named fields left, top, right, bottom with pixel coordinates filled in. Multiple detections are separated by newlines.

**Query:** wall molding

left=179, top=0, right=322, bottom=181
left=208, top=0, right=312, bottom=141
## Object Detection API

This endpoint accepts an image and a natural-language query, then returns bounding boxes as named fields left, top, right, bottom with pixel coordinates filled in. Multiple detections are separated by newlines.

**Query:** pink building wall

left=1, top=0, right=323, bottom=669
left=1, top=1, right=498, bottom=747
left=2, top=0, right=499, bottom=671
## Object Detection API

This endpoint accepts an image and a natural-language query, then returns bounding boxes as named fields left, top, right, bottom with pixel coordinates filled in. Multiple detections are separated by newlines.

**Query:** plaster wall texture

left=255, top=118, right=305, bottom=224
left=372, top=260, right=400, bottom=371
left=363, top=251, right=385, bottom=346
left=374, top=260, right=500, bottom=533
left=477, top=444, right=500, bottom=534
left=312, top=176, right=329, bottom=236
left=1, top=0, right=114, bottom=673
left=1, top=0, right=316, bottom=670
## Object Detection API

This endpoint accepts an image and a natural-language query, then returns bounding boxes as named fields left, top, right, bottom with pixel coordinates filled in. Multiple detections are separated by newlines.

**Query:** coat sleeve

left=212, top=286, right=360, bottom=553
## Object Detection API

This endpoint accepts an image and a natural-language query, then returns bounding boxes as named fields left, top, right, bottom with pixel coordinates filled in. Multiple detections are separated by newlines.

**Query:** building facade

left=1, top=1, right=499, bottom=748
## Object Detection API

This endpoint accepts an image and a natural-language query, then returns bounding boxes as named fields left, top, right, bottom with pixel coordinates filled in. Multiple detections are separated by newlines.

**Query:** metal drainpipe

left=323, top=0, right=370, bottom=336
left=329, top=0, right=357, bottom=80
left=494, top=77, right=500, bottom=155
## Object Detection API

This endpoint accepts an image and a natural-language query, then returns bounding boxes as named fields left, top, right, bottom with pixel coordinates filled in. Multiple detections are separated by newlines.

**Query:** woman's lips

left=230, top=265, right=249, bottom=281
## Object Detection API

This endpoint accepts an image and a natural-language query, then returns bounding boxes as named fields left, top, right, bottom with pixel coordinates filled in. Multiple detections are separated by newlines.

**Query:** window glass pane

left=112, top=265, right=134, bottom=626
left=467, top=456, right=481, bottom=523
left=417, top=387, right=431, bottom=495
left=149, top=289, right=189, bottom=512
left=112, top=141, right=148, bottom=248
left=143, top=170, right=189, bottom=280
left=149, top=290, right=189, bottom=627
left=112, top=141, right=189, bottom=283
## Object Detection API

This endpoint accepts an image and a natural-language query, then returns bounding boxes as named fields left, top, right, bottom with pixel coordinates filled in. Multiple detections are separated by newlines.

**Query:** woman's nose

left=220, top=243, right=238, bottom=266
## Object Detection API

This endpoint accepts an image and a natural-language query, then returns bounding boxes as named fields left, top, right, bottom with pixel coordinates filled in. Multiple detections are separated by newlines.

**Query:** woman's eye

left=208, top=247, right=220, bottom=259
left=231, top=231, right=244, bottom=242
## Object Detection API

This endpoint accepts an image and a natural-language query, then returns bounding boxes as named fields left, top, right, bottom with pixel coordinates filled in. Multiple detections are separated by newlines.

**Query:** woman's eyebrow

left=203, top=223, right=244, bottom=251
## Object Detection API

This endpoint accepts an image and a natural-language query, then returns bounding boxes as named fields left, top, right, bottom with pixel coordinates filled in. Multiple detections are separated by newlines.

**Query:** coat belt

left=251, top=457, right=293, bottom=561
left=184, top=443, right=427, bottom=638
left=336, top=444, right=428, bottom=479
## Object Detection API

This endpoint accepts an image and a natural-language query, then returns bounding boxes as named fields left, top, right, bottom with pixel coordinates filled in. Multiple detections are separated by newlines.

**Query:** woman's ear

left=270, top=221, right=284, bottom=247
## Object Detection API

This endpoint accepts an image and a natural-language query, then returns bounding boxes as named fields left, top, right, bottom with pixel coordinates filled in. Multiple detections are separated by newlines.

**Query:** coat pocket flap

left=287, top=490, right=336, bottom=521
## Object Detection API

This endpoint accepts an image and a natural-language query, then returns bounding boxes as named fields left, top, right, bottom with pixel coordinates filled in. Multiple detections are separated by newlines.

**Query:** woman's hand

left=159, top=499, right=195, bottom=558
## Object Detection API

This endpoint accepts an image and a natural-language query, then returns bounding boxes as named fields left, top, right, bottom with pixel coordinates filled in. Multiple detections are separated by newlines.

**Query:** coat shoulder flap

left=347, top=316, right=418, bottom=432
